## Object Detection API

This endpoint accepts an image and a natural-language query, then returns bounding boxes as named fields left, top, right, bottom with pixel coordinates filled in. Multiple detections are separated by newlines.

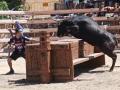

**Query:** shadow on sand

left=8, top=65, right=109, bottom=86
left=74, top=64, right=107, bottom=77
left=8, top=79, right=44, bottom=86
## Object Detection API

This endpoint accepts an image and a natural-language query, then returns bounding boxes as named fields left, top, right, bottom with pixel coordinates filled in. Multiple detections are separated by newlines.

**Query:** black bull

left=57, top=15, right=117, bottom=72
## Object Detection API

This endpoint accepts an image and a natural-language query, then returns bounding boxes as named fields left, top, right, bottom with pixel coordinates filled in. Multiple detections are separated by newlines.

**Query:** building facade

left=24, top=0, right=59, bottom=11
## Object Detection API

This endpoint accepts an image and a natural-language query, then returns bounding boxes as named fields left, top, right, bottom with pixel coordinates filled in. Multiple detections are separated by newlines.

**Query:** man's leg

left=6, top=58, right=14, bottom=74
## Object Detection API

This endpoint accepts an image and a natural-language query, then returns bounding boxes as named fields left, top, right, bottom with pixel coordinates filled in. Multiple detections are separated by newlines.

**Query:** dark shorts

left=10, top=51, right=25, bottom=60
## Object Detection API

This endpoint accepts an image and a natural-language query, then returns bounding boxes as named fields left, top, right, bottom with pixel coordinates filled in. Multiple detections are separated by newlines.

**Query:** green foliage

left=0, top=0, right=9, bottom=19
left=0, top=0, right=9, bottom=10
left=4, top=0, right=22, bottom=10
left=0, top=0, right=23, bottom=10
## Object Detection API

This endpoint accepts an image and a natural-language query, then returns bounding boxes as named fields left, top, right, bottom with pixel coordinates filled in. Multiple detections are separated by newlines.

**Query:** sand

left=0, top=54, right=120, bottom=90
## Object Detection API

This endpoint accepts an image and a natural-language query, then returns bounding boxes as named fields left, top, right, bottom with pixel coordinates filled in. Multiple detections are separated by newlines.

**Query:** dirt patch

left=0, top=54, right=120, bottom=90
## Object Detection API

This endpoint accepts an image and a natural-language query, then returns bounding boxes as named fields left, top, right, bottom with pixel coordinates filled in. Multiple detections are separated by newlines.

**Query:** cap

left=15, top=21, right=24, bottom=32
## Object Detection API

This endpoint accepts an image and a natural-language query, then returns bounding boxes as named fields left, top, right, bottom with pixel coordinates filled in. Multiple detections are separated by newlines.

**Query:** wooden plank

left=0, top=37, right=39, bottom=43
left=0, top=53, right=8, bottom=57
left=0, top=17, right=119, bottom=24
left=0, top=28, right=57, bottom=34
left=73, top=53, right=104, bottom=65
left=29, top=9, right=120, bottom=15
left=105, top=26, right=120, bottom=30
left=0, top=25, right=120, bottom=34
left=31, top=8, right=100, bottom=15
left=0, top=11, right=26, bottom=15
left=0, top=9, right=101, bottom=15
left=0, top=20, right=28, bottom=24
left=0, top=38, right=9, bottom=43
left=28, top=19, right=56, bottom=24
left=27, top=70, right=49, bottom=76
left=0, top=29, right=30, bottom=33
left=0, top=19, right=56, bottom=24
left=0, top=25, right=119, bottom=35
left=28, top=17, right=120, bottom=23
left=73, top=58, right=89, bottom=66
left=52, top=68, right=70, bottom=76
left=0, top=9, right=119, bottom=15
left=0, top=24, right=119, bottom=43
left=94, top=17, right=120, bottom=22
left=88, top=52, right=104, bottom=58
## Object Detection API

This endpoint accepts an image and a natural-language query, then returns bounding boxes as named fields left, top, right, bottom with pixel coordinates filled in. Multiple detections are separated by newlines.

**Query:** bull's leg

left=99, top=42, right=117, bottom=72
left=109, top=52, right=117, bottom=72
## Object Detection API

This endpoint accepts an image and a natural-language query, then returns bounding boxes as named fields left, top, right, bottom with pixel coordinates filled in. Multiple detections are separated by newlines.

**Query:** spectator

left=73, top=0, right=80, bottom=9
left=65, top=0, right=74, bottom=9
left=83, top=0, right=94, bottom=8
left=105, top=0, right=113, bottom=6
left=98, top=2, right=106, bottom=17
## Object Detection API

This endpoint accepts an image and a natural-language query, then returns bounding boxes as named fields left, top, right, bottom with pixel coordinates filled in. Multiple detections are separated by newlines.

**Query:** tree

left=0, top=0, right=9, bottom=19
left=4, top=0, right=22, bottom=10
left=0, top=0, right=9, bottom=10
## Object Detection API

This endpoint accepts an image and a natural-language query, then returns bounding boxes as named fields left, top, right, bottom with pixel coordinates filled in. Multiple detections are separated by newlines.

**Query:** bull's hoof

left=109, top=69, right=113, bottom=72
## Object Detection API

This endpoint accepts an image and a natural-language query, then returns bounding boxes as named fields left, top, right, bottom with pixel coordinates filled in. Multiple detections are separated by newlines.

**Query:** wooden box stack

left=58, top=39, right=95, bottom=58
left=58, top=39, right=82, bottom=59
left=50, top=38, right=86, bottom=82
left=50, top=41, right=74, bottom=81
left=83, top=42, right=94, bottom=57
left=26, top=31, right=51, bottom=83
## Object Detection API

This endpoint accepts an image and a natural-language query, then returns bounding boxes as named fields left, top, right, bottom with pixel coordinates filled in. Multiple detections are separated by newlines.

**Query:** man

left=6, top=21, right=33, bottom=74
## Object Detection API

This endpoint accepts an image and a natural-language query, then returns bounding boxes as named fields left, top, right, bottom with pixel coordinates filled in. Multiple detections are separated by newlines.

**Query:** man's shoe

left=6, top=70, right=14, bottom=75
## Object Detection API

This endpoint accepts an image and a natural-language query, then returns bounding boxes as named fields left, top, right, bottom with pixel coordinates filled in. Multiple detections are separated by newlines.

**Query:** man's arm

left=8, top=44, right=12, bottom=57
left=29, top=37, right=39, bottom=42
left=8, top=29, right=14, bottom=37
left=23, top=36, right=39, bottom=42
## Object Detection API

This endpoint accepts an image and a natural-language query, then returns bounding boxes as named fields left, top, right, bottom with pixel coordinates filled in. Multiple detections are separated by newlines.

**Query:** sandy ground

left=0, top=54, right=120, bottom=90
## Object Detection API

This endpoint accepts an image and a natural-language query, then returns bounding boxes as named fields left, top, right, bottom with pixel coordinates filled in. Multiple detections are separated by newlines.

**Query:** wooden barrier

left=0, top=17, right=119, bottom=24
left=50, top=39, right=105, bottom=82
left=0, top=24, right=120, bottom=58
left=0, top=8, right=119, bottom=15
left=26, top=31, right=51, bottom=83
left=0, top=9, right=119, bottom=59
left=0, top=25, right=119, bottom=43
left=25, top=31, right=105, bottom=82
left=0, top=25, right=119, bottom=35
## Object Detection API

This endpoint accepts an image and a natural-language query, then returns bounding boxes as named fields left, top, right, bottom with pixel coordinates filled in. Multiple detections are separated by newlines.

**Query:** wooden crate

left=26, top=43, right=51, bottom=83
left=83, top=42, right=94, bottom=57
left=39, top=41, right=51, bottom=49
left=50, top=41, right=75, bottom=82
left=58, top=39, right=82, bottom=59
left=39, top=31, right=51, bottom=49
left=58, top=39, right=94, bottom=58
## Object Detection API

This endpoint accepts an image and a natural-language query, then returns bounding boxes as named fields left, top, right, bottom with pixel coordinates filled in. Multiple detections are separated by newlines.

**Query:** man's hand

left=29, top=38, right=39, bottom=42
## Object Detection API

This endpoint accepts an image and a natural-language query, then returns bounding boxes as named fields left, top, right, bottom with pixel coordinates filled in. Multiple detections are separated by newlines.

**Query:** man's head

left=15, top=21, right=23, bottom=32
left=14, top=21, right=24, bottom=38
left=15, top=30, right=23, bottom=38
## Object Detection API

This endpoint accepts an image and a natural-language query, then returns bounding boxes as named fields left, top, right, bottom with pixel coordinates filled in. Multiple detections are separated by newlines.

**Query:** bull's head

left=57, top=20, right=79, bottom=37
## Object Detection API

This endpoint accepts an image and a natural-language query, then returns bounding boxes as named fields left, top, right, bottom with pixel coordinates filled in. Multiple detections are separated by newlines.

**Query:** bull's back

left=72, top=16, right=116, bottom=46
